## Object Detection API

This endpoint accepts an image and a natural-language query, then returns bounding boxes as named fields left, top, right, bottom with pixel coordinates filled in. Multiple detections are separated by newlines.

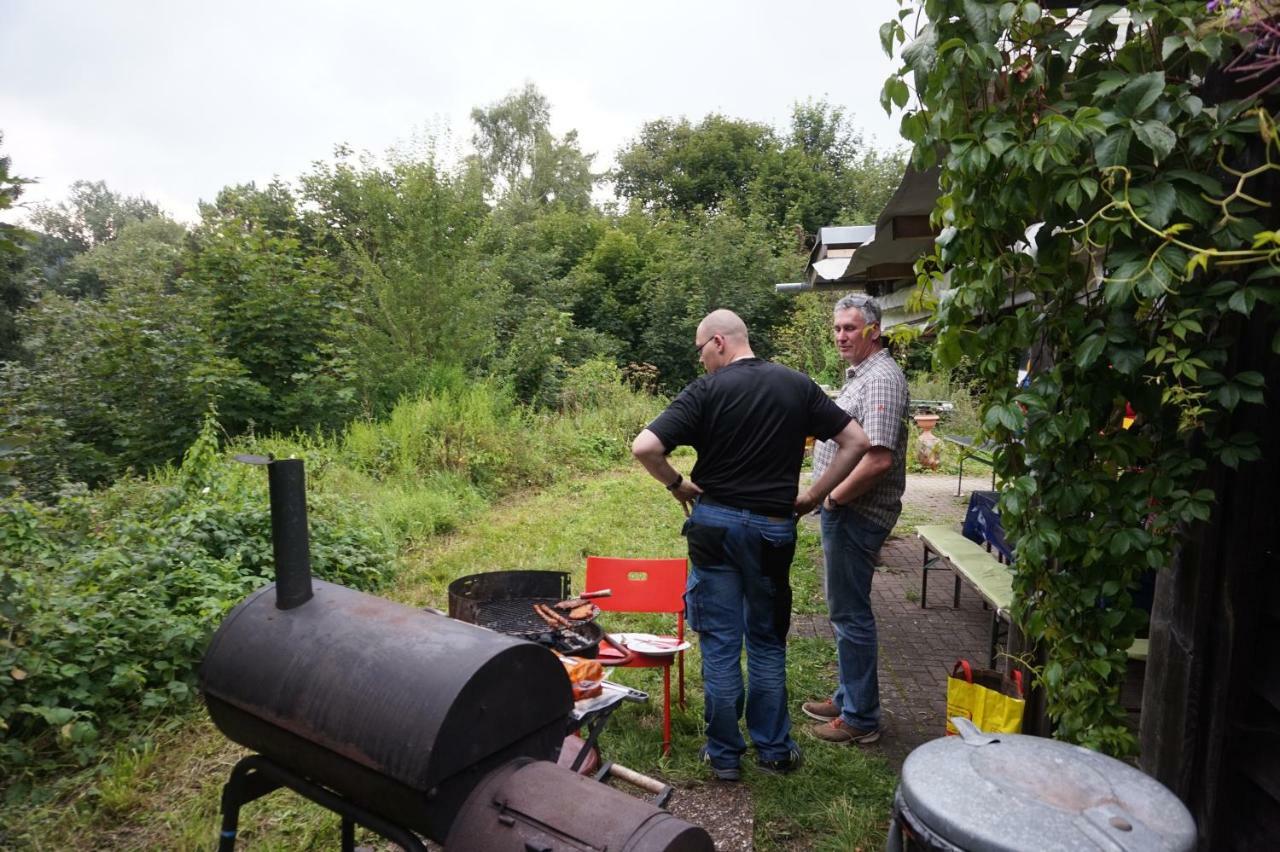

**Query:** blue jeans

left=683, top=499, right=798, bottom=769
left=819, top=506, right=890, bottom=730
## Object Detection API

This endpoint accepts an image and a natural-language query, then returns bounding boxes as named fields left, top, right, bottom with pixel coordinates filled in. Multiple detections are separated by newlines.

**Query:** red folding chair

left=587, top=556, right=687, bottom=755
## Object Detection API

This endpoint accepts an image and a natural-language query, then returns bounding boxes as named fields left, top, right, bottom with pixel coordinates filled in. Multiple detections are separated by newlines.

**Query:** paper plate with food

left=608, top=633, right=691, bottom=657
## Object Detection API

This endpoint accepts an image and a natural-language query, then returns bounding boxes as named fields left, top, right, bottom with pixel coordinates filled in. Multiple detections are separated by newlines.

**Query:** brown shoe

left=801, top=698, right=839, bottom=722
left=811, top=717, right=881, bottom=744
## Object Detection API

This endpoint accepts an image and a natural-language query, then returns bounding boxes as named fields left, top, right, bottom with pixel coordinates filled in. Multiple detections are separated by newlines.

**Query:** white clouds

left=1, top=0, right=906, bottom=223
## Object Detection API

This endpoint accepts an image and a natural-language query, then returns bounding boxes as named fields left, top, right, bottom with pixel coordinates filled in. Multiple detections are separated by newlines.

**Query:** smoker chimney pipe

left=266, top=458, right=314, bottom=610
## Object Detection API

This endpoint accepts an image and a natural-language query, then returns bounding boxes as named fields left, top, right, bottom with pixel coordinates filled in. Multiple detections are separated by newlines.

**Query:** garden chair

left=587, top=556, right=687, bottom=756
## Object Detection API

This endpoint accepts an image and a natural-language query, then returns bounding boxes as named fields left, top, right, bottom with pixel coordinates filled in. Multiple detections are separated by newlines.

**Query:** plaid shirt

left=812, top=349, right=909, bottom=530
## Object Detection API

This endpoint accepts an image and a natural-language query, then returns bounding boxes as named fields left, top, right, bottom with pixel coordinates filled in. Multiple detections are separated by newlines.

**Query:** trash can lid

left=898, top=719, right=1196, bottom=852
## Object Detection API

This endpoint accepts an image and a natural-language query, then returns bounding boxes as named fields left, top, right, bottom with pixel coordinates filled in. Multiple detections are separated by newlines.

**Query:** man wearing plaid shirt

left=804, top=293, right=909, bottom=744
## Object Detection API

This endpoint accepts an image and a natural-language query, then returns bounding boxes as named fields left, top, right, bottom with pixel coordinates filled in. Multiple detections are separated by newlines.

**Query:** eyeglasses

left=694, top=334, right=718, bottom=356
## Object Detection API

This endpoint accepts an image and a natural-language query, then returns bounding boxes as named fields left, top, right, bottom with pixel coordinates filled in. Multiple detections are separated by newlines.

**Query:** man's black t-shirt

left=647, top=358, right=852, bottom=516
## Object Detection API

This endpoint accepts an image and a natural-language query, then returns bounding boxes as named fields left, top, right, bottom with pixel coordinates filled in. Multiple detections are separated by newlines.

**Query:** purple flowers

left=1207, top=0, right=1247, bottom=20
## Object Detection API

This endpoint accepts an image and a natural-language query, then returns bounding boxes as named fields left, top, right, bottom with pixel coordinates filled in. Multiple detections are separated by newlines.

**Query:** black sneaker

left=756, top=746, right=804, bottom=776
left=700, top=746, right=741, bottom=781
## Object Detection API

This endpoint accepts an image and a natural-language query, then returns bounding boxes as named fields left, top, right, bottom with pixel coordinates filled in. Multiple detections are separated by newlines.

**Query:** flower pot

left=914, top=414, right=941, bottom=471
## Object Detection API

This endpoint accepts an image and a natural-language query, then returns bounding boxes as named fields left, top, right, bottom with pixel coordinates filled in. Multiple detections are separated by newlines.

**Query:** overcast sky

left=1, top=0, right=907, bottom=223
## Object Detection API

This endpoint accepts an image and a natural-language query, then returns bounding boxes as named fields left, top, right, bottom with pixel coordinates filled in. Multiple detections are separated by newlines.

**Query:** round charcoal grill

left=449, top=570, right=612, bottom=658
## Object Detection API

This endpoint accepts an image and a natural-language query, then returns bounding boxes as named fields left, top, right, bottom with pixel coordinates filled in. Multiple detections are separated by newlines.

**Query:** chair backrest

left=585, top=557, right=686, bottom=615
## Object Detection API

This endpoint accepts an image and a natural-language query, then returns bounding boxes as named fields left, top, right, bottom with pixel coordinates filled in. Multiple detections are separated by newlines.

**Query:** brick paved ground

left=790, top=473, right=998, bottom=769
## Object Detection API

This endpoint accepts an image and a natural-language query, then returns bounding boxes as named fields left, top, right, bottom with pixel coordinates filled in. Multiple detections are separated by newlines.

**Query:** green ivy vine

left=883, top=0, right=1280, bottom=753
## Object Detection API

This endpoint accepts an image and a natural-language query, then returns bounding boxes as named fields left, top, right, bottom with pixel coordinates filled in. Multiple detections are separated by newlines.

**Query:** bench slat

left=917, top=525, right=1014, bottom=611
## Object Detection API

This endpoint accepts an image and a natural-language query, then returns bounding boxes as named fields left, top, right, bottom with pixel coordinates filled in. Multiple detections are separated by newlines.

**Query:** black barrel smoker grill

left=199, top=457, right=712, bottom=851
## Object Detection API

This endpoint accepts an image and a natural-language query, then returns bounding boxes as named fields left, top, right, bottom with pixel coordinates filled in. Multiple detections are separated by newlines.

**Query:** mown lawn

left=5, top=460, right=898, bottom=850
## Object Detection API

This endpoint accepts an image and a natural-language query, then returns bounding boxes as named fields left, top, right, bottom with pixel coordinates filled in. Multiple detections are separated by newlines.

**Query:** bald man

left=633, top=309, right=869, bottom=780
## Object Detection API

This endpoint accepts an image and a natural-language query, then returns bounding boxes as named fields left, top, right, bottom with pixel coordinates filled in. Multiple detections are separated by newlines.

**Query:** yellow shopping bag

left=945, top=659, right=1025, bottom=735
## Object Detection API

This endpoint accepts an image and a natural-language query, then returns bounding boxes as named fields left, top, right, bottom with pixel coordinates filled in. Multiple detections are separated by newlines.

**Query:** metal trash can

left=887, top=718, right=1196, bottom=851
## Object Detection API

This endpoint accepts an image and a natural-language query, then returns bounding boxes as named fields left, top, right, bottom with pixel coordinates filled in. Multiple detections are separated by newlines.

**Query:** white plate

left=611, top=632, right=690, bottom=656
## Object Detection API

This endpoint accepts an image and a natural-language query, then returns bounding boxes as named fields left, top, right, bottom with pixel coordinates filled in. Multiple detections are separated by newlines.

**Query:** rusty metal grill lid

left=898, top=720, right=1196, bottom=852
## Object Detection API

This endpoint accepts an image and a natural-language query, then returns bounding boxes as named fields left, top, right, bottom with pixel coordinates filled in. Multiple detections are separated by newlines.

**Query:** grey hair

left=834, top=293, right=882, bottom=326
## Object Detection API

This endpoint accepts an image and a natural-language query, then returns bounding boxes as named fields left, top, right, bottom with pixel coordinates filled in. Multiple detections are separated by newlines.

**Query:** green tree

left=1, top=132, right=33, bottom=361
left=749, top=100, right=906, bottom=233
left=614, top=106, right=905, bottom=235
left=27, top=180, right=163, bottom=299
left=636, top=212, right=800, bottom=390
left=4, top=217, right=244, bottom=491
left=63, top=216, right=187, bottom=295
left=563, top=224, right=649, bottom=348
left=28, top=180, right=162, bottom=252
left=613, top=114, right=778, bottom=217
left=302, top=145, right=497, bottom=413
left=188, top=196, right=359, bottom=435
left=470, top=84, right=597, bottom=214
left=772, top=290, right=842, bottom=385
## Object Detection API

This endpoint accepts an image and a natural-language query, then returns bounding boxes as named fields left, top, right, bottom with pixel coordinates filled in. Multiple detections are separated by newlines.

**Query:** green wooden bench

left=918, top=524, right=1014, bottom=666
left=917, top=524, right=1151, bottom=666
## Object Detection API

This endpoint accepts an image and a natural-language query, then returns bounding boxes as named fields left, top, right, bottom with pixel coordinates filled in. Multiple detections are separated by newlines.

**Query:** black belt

left=697, top=495, right=793, bottom=523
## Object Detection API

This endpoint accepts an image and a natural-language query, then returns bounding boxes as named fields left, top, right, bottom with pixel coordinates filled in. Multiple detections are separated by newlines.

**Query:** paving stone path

left=790, top=473, right=996, bottom=769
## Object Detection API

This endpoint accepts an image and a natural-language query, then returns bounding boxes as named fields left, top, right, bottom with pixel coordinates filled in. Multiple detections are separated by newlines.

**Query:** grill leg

left=218, top=756, right=284, bottom=851
left=216, top=754, right=429, bottom=852
left=341, top=817, right=356, bottom=852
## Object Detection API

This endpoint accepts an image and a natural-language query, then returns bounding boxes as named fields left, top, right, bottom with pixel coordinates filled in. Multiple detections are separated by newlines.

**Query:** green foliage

left=635, top=212, right=801, bottom=391
left=0, top=132, right=33, bottom=362
left=469, top=83, right=597, bottom=213
left=613, top=104, right=907, bottom=235
left=63, top=217, right=187, bottom=296
left=26, top=180, right=163, bottom=300
left=27, top=180, right=162, bottom=256
left=188, top=194, right=360, bottom=435
left=301, top=145, right=499, bottom=414
left=887, top=0, right=1280, bottom=752
left=0, top=414, right=392, bottom=775
left=613, top=113, right=779, bottom=216
left=5, top=278, right=245, bottom=493
left=772, top=291, right=844, bottom=385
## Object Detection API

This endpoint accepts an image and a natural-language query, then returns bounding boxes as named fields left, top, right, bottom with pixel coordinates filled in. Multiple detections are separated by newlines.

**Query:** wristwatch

left=825, top=494, right=843, bottom=509
left=666, top=473, right=683, bottom=491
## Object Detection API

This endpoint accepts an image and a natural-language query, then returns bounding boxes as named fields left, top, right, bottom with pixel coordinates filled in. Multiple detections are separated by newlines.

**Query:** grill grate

left=475, top=597, right=598, bottom=655
left=475, top=598, right=595, bottom=633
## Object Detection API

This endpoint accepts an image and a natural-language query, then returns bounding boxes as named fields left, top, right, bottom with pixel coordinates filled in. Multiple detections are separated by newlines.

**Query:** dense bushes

left=0, top=418, right=393, bottom=774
